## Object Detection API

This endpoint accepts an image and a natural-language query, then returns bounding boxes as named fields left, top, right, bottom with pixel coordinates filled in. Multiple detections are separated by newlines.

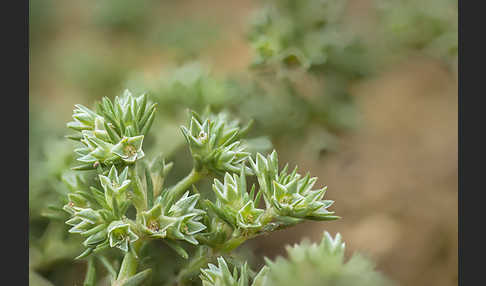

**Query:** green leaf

left=163, top=240, right=189, bottom=259
left=121, top=268, right=152, bottom=286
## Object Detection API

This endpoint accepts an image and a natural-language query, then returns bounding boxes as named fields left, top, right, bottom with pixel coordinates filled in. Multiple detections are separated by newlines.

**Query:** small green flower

left=64, top=207, right=103, bottom=233
left=99, top=165, right=131, bottom=208
left=261, top=232, right=393, bottom=286
left=181, top=111, right=251, bottom=175
left=107, top=220, right=139, bottom=252
left=165, top=192, right=206, bottom=245
left=112, top=135, right=145, bottom=163
left=209, top=169, right=264, bottom=230
left=67, top=90, right=156, bottom=169
left=200, top=257, right=268, bottom=286
left=67, top=104, right=99, bottom=131
left=236, top=200, right=264, bottom=229
left=64, top=206, right=109, bottom=253
left=141, top=192, right=207, bottom=245
left=140, top=204, right=169, bottom=239
left=249, top=151, right=338, bottom=221
left=75, top=131, right=117, bottom=165
left=98, top=89, right=157, bottom=138
left=99, top=165, right=131, bottom=194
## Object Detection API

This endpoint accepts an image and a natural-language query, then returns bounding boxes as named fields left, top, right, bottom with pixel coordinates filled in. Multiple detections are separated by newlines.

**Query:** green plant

left=52, top=90, right=349, bottom=285
left=247, top=0, right=371, bottom=135
left=374, top=0, right=458, bottom=67
left=28, top=0, right=435, bottom=284
left=200, top=232, right=392, bottom=286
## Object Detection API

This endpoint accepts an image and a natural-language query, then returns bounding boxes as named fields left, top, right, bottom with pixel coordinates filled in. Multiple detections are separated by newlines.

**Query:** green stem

left=116, top=241, right=142, bottom=283
left=176, top=247, right=211, bottom=286
left=83, top=257, right=96, bottom=286
left=129, top=164, right=146, bottom=214
left=117, top=253, right=137, bottom=281
left=219, top=236, right=248, bottom=253
left=167, top=168, right=202, bottom=206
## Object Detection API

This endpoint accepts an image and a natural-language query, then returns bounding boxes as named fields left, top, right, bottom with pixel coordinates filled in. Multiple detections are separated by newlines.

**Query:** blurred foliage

left=125, top=62, right=350, bottom=151
left=248, top=0, right=371, bottom=77
left=200, top=232, right=392, bottom=286
left=247, top=0, right=371, bottom=140
left=375, top=0, right=458, bottom=68
left=92, top=0, right=154, bottom=34
left=262, top=232, right=392, bottom=286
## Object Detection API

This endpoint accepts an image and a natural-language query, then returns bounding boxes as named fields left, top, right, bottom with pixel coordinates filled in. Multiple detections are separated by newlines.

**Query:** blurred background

left=29, top=0, right=457, bottom=285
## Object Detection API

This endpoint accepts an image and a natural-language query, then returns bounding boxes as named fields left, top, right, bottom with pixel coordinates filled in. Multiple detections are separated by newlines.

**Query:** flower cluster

left=201, top=232, right=392, bottom=286
left=140, top=191, right=206, bottom=245
left=200, top=257, right=268, bottom=286
left=63, top=165, right=139, bottom=257
left=249, top=151, right=338, bottom=221
left=181, top=111, right=251, bottom=175
left=207, top=168, right=264, bottom=231
left=261, top=232, right=392, bottom=286
left=61, top=91, right=341, bottom=285
left=248, top=0, right=368, bottom=76
left=67, top=89, right=156, bottom=169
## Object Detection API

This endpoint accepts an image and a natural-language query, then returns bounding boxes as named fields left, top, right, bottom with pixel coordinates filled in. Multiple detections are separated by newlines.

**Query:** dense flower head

left=99, top=165, right=131, bottom=208
left=200, top=257, right=268, bottom=286
left=141, top=191, right=207, bottom=245
left=249, top=150, right=338, bottom=221
left=262, top=232, right=393, bottom=286
left=208, top=168, right=264, bottom=230
left=63, top=205, right=109, bottom=257
left=181, top=111, right=251, bottom=175
left=67, top=89, right=156, bottom=169
left=107, top=220, right=139, bottom=252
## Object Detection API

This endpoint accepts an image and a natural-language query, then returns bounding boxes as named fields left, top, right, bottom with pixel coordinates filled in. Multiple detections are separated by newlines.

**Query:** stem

left=167, top=168, right=202, bottom=206
left=261, top=207, right=276, bottom=225
left=83, top=257, right=96, bottom=286
left=176, top=247, right=211, bottom=286
left=116, top=252, right=138, bottom=282
left=219, top=236, right=248, bottom=253
left=116, top=241, right=142, bottom=282
left=129, top=164, right=146, bottom=214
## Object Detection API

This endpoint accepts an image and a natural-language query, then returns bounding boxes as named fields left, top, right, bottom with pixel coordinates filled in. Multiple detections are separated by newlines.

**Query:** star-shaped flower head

left=67, top=89, right=156, bottom=170
left=143, top=191, right=207, bottom=245
left=139, top=203, right=170, bottom=239
left=208, top=167, right=264, bottom=230
left=63, top=206, right=109, bottom=257
left=74, top=130, right=117, bottom=165
left=200, top=257, right=268, bottom=286
left=249, top=150, right=338, bottom=221
left=181, top=110, right=251, bottom=175
left=107, top=220, right=139, bottom=252
left=67, top=104, right=100, bottom=132
left=261, top=231, right=392, bottom=286
left=98, top=165, right=131, bottom=208
left=200, top=257, right=241, bottom=286
left=112, top=135, right=145, bottom=163
left=103, top=90, right=157, bottom=138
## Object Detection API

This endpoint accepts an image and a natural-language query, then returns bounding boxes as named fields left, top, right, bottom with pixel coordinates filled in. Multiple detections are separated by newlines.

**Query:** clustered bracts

left=141, top=191, right=206, bottom=245
left=67, top=89, right=156, bottom=169
left=249, top=151, right=338, bottom=221
left=181, top=111, right=251, bottom=175
left=207, top=167, right=264, bottom=231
